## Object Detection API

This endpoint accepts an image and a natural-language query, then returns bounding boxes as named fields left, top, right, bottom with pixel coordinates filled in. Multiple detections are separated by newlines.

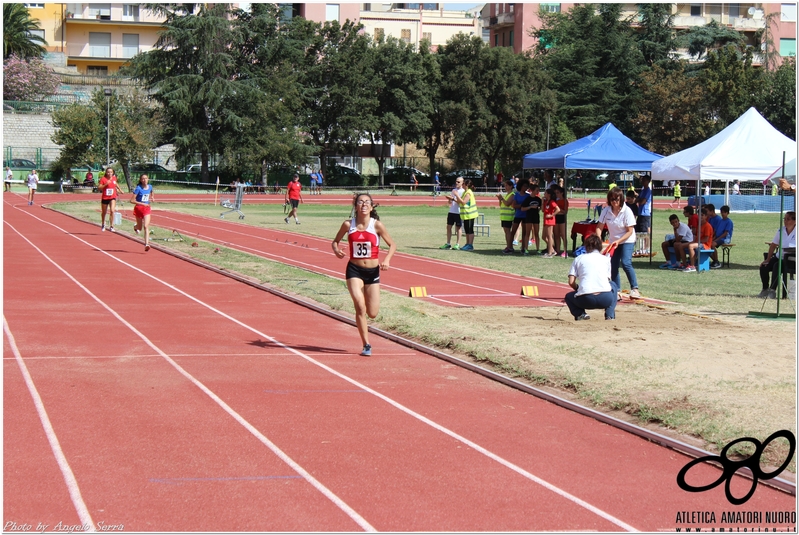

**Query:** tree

left=294, top=20, right=376, bottom=175
left=125, top=3, right=248, bottom=182
left=701, top=45, right=765, bottom=131
left=532, top=4, right=645, bottom=139
left=756, top=57, right=796, bottom=139
left=677, top=19, right=744, bottom=61
left=364, top=36, right=432, bottom=185
left=635, top=3, right=678, bottom=68
left=3, top=54, right=60, bottom=101
left=3, top=3, right=47, bottom=59
left=631, top=64, right=714, bottom=154
left=51, top=88, right=162, bottom=189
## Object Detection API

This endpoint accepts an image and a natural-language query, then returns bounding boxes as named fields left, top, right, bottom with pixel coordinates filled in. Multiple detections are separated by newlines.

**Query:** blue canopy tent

left=522, top=123, right=663, bottom=171
left=523, top=123, right=664, bottom=264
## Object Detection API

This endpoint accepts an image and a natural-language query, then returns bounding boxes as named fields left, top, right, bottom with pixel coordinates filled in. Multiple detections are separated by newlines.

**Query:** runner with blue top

left=131, top=174, right=154, bottom=252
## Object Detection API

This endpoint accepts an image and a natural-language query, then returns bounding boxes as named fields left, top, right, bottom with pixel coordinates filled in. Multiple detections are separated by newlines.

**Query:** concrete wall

left=3, top=113, right=61, bottom=164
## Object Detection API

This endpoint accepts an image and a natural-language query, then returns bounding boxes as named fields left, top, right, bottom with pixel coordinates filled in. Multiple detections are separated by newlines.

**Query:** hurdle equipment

left=220, top=183, right=245, bottom=219
left=409, top=287, right=428, bottom=298
left=521, top=285, right=539, bottom=297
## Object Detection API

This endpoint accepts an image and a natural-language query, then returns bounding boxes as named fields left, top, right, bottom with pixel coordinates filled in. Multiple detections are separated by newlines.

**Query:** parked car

left=4, top=158, right=36, bottom=170
left=384, top=166, right=429, bottom=183
left=444, top=169, right=486, bottom=184
left=326, top=164, right=365, bottom=186
left=130, top=163, right=170, bottom=175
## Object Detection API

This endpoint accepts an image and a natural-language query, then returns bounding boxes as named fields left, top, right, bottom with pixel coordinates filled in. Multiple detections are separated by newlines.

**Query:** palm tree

left=3, top=4, right=47, bottom=60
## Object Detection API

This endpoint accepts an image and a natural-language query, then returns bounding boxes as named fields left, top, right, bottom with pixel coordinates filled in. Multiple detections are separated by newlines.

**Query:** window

left=508, top=3, right=514, bottom=12
left=422, top=32, right=432, bottom=42
left=494, top=33, right=498, bottom=46
left=325, top=4, right=339, bottom=22
left=23, top=3, right=44, bottom=8
left=28, top=29, right=45, bottom=42
left=401, top=29, right=411, bottom=44
left=540, top=4, right=560, bottom=13
left=509, top=30, right=514, bottom=47
left=707, top=3, right=721, bottom=21
left=122, top=34, right=139, bottom=58
left=88, top=32, right=111, bottom=57
left=782, top=3, right=797, bottom=22
left=123, top=4, right=139, bottom=20
left=374, top=28, right=384, bottom=42
left=780, top=38, right=796, bottom=57
left=87, top=66, right=108, bottom=76
left=729, top=4, right=740, bottom=18
left=690, top=4, right=701, bottom=17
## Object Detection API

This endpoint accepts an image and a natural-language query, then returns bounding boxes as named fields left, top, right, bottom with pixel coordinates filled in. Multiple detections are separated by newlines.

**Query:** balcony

left=673, top=14, right=764, bottom=30
left=66, top=43, right=153, bottom=61
left=489, top=11, right=515, bottom=28
left=65, top=4, right=164, bottom=24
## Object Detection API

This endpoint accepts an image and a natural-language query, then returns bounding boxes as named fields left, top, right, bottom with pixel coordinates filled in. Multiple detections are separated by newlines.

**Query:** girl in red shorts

left=541, top=188, right=561, bottom=257
left=130, top=174, right=154, bottom=251
left=331, top=193, right=396, bottom=356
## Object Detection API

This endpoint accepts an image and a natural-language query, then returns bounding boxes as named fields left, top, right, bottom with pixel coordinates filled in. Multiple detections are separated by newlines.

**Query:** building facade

left=486, top=3, right=797, bottom=69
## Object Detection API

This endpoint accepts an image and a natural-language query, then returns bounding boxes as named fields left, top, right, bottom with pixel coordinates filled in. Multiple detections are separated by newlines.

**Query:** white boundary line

left=4, top=219, right=377, bottom=533
left=3, top=318, right=98, bottom=533
left=8, top=204, right=639, bottom=532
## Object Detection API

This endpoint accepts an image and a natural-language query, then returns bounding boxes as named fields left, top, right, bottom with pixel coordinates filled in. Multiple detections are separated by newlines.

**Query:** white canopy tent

left=651, top=108, right=796, bottom=197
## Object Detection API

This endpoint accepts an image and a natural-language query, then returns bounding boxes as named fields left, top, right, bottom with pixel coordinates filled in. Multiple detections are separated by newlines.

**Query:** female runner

left=332, top=193, right=396, bottom=356
left=130, top=174, right=154, bottom=251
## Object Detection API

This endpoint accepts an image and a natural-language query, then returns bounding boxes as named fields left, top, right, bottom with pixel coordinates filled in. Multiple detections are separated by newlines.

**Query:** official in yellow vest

left=496, top=179, right=516, bottom=253
left=455, top=179, right=479, bottom=251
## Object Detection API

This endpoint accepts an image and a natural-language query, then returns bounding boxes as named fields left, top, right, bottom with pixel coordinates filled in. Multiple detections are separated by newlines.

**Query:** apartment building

left=486, top=3, right=797, bottom=68
left=358, top=4, right=482, bottom=50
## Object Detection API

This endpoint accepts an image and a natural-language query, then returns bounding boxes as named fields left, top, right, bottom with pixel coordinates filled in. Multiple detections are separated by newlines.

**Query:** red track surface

left=4, top=194, right=796, bottom=532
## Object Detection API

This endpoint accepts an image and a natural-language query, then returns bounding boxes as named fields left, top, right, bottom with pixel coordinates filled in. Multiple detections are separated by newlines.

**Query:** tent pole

left=775, top=151, right=787, bottom=316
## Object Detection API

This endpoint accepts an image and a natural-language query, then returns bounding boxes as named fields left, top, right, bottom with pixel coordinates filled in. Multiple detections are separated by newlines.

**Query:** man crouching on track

left=331, top=193, right=396, bottom=357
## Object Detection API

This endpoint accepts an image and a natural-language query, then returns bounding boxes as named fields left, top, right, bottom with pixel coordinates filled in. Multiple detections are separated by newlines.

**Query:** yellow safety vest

left=499, top=191, right=514, bottom=222
left=460, top=189, right=478, bottom=220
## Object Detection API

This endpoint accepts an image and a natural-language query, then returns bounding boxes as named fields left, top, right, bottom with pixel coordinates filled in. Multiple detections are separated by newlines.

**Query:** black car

left=326, top=164, right=365, bottom=186
left=444, top=169, right=486, bottom=184
left=384, top=166, right=429, bottom=183
left=4, top=158, right=37, bottom=170
left=131, top=163, right=170, bottom=175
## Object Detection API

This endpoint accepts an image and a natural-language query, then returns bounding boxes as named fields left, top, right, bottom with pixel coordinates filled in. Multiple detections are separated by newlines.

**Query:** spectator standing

left=541, top=188, right=561, bottom=257
left=497, top=179, right=516, bottom=254
left=508, top=179, right=530, bottom=255
left=98, top=167, right=124, bottom=232
left=433, top=171, right=441, bottom=196
left=635, top=175, right=653, bottom=255
left=309, top=170, right=318, bottom=195
left=331, top=193, right=396, bottom=356
left=554, top=185, right=569, bottom=257
left=595, top=187, right=641, bottom=299
left=758, top=211, right=796, bottom=299
left=732, top=180, right=740, bottom=195
left=5, top=166, right=12, bottom=192
left=565, top=234, right=618, bottom=321
left=26, top=169, right=39, bottom=205
left=625, top=190, right=639, bottom=218
left=284, top=173, right=303, bottom=224
left=525, top=183, right=542, bottom=254
left=455, top=179, right=479, bottom=251
left=317, top=170, right=324, bottom=195
left=440, top=176, right=464, bottom=250
left=410, top=172, right=417, bottom=192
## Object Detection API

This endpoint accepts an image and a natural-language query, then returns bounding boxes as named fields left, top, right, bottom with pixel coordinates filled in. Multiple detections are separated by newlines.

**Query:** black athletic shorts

left=501, top=220, right=513, bottom=229
left=446, top=212, right=462, bottom=227
left=101, top=198, right=115, bottom=205
left=346, top=262, right=380, bottom=285
left=555, top=214, right=566, bottom=224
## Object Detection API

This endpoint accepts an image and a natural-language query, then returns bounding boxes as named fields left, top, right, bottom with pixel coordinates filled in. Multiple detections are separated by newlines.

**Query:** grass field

left=53, top=197, right=797, bottom=471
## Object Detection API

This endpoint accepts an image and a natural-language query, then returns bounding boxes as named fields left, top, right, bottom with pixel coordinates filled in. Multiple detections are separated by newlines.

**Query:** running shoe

left=360, top=344, right=372, bottom=356
left=523, top=250, right=530, bottom=256
left=710, top=261, right=721, bottom=269
left=109, top=227, right=116, bottom=232
left=658, top=263, right=674, bottom=269
left=461, top=244, right=474, bottom=251
left=502, top=248, right=513, bottom=254
left=439, top=244, right=452, bottom=249
left=295, top=220, right=300, bottom=225
left=629, top=288, right=641, bottom=299
left=757, top=289, right=770, bottom=298
left=575, top=313, right=590, bottom=321
left=101, top=225, right=106, bottom=232
left=144, top=245, right=150, bottom=252
left=284, top=217, right=289, bottom=224
left=134, top=226, right=140, bottom=235
left=682, top=265, right=696, bottom=272
left=559, top=251, right=567, bottom=258
left=452, top=244, right=460, bottom=250
left=512, top=240, right=519, bottom=246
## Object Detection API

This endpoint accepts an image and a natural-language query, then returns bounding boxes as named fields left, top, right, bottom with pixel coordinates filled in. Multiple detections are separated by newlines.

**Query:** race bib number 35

left=353, top=242, right=372, bottom=258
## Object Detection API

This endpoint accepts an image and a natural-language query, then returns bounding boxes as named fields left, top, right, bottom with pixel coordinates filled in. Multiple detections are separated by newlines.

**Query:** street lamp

left=104, top=88, right=112, bottom=166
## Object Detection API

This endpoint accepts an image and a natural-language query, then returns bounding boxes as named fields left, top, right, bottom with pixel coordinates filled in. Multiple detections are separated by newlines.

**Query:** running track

left=4, top=196, right=796, bottom=532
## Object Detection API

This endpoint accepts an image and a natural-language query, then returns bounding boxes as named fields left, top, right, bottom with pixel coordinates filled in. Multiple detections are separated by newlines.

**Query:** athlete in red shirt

left=98, top=167, right=124, bottom=231
left=284, top=173, right=303, bottom=224
left=331, top=193, right=397, bottom=357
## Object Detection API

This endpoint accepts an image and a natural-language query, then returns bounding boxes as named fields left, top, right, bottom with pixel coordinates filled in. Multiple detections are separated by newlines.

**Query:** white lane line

left=3, top=318, right=97, bottom=533
left=4, top=220, right=376, bottom=533
left=11, top=207, right=639, bottom=532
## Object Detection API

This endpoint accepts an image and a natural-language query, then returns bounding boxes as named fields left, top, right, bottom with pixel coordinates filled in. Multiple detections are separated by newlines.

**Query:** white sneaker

left=101, top=225, right=106, bottom=232
left=629, top=288, right=641, bottom=299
